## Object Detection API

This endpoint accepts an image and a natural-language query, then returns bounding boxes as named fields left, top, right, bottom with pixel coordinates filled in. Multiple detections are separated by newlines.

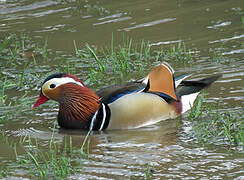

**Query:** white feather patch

left=181, top=92, right=200, bottom=113
left=161, top=61, right=175, bottom=74
left=99, top=103, right=106, bottom=131
left=44, top=77, right=83, bottom=89
left=142, top=76, right=149, bottom=85
left=42, top=77, right=84, bottom=98
left=175, top=74, right=191, bottom=88
left=89, top=110, right=98, bottom=131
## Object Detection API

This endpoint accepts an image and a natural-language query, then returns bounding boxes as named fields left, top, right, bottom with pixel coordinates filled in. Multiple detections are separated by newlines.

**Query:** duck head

left=32, top=73, right=100, bottom=129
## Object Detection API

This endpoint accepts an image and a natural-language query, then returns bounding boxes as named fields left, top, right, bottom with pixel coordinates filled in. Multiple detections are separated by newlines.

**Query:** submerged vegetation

left=0, top=33, right=196, bottom=178
left=0, top=129, right=91, bottom=179
left=73, top=36, right=194, bottom=85
left=0, top=33, right=243, bottom=178
left=188, top=94, right=244, bottom=147
left=0, top=33, right=194, bottom=107
left=16, top=137, right=74, bottom=178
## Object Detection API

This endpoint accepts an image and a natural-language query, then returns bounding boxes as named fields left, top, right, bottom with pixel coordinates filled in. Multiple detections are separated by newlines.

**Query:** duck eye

left=50, top=84, right=56, bottom=89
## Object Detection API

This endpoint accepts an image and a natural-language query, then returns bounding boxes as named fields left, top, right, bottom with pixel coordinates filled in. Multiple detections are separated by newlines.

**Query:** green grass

left=0, top=35, right=12, bottom=53
left=73, top=36, right=150, bottom=83
left=73, top=36, right=193, bottom=85
left=0, top=126, right=91, bottom=179
left=145, top=164, right=154, bottom=179
left=188, top=95, right=244, bottom=147
left=74, top=36, right=145, bottom=75
left=0, top=33, right=240, bottom=178
left=0, top=116, right=91, bottom=179
left=241, top=16, right=244, bottom=24
left=212, top=48, right=223, bottom=63
left=0, top=77, right=16, bottom=105
left=41, top=37, right=48, bottom=62
left=0, top=33, right=239, bottom=143
left=80, top=130, right=91, bottom=159
left=0, top=33, right=50, bottom=121
left=15, top=136, right=73, bottom=178
left=12, top=131, right=91, bottom=179
left=1, top=34, right=195, bottom=93
left=1, top=131, right=15, bottom=147
left=0, top=166, right=10, bottom=178
left=0, top=33, right=44, bottom=65
left=69, top=0, right=109, bottom=17
left=164, top=41, right=193, bottom=61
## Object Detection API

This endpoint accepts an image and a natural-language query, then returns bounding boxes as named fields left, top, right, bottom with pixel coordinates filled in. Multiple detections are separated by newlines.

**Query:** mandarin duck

left=32, top=62, right=220, bottom=130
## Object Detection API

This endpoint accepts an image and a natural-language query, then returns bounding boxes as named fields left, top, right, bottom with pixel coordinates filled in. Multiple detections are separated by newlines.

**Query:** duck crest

left=57, top=83, right=100, bottom=129
left=147, top=62, right=178, bottom=101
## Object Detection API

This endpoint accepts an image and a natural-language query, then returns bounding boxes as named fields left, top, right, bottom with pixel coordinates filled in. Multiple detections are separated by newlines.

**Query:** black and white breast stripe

left=89, top=103, right=111, bottom=131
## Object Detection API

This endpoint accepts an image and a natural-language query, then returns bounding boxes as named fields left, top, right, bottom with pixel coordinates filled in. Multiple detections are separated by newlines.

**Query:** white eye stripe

left=43, top=77, right=84, bottom=90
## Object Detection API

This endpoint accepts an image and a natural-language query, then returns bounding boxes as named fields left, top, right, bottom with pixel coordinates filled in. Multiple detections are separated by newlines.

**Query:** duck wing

left=96, top=81, right=148, bottom=104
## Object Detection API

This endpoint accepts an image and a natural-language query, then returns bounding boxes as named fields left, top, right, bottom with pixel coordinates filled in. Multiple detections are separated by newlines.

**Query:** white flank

left=181, top=92, right=200, bottom=113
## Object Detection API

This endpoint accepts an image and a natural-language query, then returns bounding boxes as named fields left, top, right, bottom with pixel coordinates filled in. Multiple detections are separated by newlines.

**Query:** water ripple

left=222, top=49, right=244, bottom=55
left=93, top=16, right=132, bottom=26
left=149, top=40, right=181, bottom=46
left=98, top=13, right=123, bottom=21
left=207, top=21, right=232, bottom=29
left=30, top=7, right=71, bottom=17
left=123, top=18, right=176, bottom=31
left=0, top=1, right=58, bottom=15
left=209, top=34, right=244, bottom=44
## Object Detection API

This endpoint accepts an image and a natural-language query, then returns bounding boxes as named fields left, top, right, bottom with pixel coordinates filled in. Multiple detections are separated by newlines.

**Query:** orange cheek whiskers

left=58, top=85, right=100, bottom=123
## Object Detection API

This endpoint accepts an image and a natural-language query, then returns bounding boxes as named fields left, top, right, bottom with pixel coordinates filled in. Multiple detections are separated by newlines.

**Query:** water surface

left=0, top=0, right=243, bottom=179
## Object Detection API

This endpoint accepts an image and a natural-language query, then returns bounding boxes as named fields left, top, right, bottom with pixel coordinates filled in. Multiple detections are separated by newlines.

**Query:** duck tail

left=177, top=75, right=221, bottom=96
left=176, top=75, right=221, bottom=113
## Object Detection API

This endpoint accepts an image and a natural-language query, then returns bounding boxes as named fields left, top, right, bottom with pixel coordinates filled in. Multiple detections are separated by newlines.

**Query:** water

left=0, top=0, right=244, bottom=179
